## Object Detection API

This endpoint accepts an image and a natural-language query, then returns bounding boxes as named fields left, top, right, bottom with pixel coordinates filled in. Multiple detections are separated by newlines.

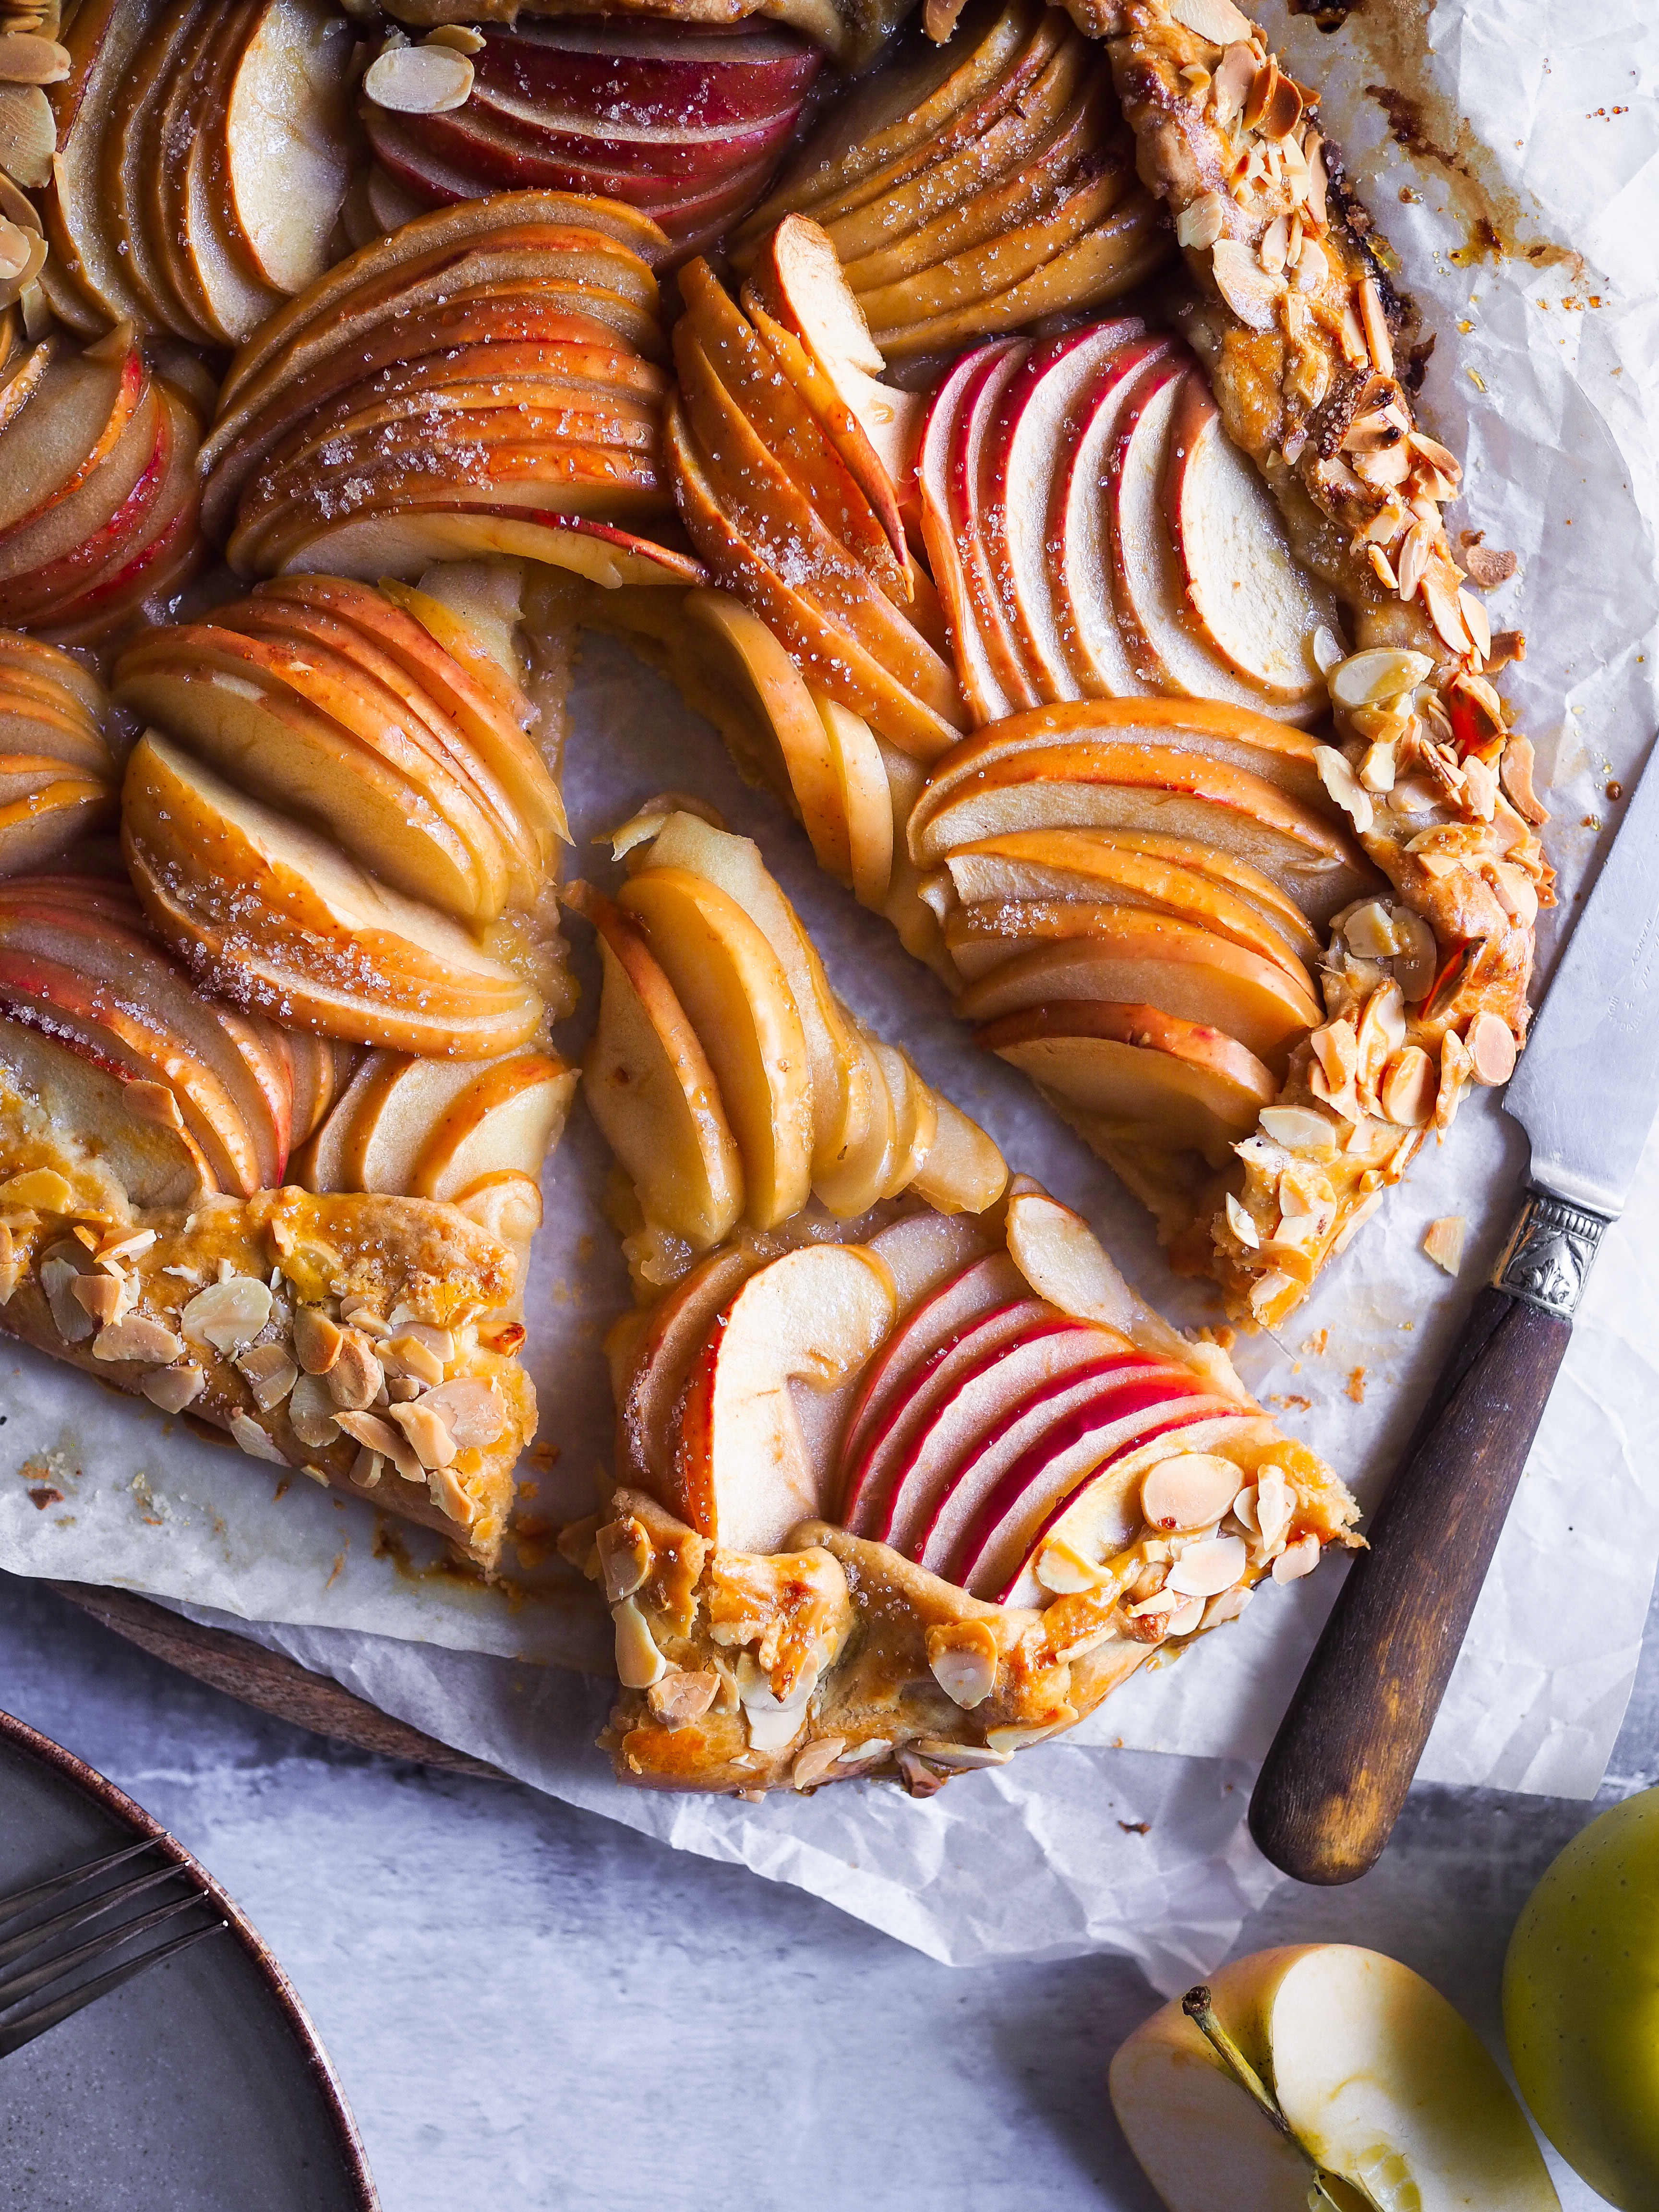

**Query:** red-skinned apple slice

left=916, top=342, right=1020, bottom=727
left=878, top=1312, right=1111, bottom=1556
left=0, top=385, right=170, bottom=626
left=568, top=879, right=744, bottom=1251
left=38, top=0, right=159, bottom=333
left=0, top=343, right=144, bottom=546
left=0, top=1013, right=215, bottom=1210
left=978, top=999, right=1278, bottom=1165
left=471, top=18, right=820, bottom=132
left=276, top=509, right=704, bottom=591
left=673, top=1242, right=898, bottom=1552
left=841, top=1294, right=1052, bottom=1537
left=978, top=316, right=1145, bottom=704
left=40, top=385, right=204, bottom=643
left=1051, top=335, right=1174, bottom=699
left=613, top=1242, right=767, bottom=1499
left=949, top=337, right=1044, bottom=711
left=1111, top=362, right=1328, bottom=721
left=861, top=1211, right=994, bottom=1313
left=956, top=1372, right=1249, bottom=1600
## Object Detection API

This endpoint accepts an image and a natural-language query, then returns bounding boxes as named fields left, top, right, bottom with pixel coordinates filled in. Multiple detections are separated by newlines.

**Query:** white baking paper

left=4, top=0, right=1659, bottom=1977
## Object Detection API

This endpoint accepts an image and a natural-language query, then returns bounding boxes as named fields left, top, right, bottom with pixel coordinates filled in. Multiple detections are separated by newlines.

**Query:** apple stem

left=1181, top=1988, right=1366, bottom=2212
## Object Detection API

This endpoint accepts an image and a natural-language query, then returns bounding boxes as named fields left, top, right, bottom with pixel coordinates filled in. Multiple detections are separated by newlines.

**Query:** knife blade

left=1249, top=734, right=1659, bottom=1884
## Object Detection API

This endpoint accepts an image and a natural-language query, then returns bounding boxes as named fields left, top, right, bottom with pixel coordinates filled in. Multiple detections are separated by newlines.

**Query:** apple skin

left=1505, top=1787, right=1659, bottom=2208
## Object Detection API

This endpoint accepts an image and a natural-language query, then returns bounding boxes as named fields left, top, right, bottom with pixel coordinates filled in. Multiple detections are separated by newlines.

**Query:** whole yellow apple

left=1505, top=1788, right=1659, bottom=2208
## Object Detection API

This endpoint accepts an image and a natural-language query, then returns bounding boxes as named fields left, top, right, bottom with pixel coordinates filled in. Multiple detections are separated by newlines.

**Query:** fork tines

left=0, top=1835, right=228, bottom=2060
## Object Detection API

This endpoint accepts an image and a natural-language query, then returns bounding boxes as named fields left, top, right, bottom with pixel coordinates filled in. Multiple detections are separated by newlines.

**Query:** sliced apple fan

left=0, top=576, right=572, bottom=1568
left=560, top=810, right=1356, bottom=1795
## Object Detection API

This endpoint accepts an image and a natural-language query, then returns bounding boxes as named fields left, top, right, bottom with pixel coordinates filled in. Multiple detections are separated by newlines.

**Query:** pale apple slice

left=40, top=399, right=205, bottom=646
left=730, top=0, right=1040, bottom=245
left=123, top=733, right=543, bottom=1056
left=614, top=1243, right=767, bottom=1498
left=110, top=0, right=214, bottom=339
left=273, top=509, right=703, bottom=592
left=683, top=590, right=849, bottom=885
left=0, top=779, right=116, bottom=876
left=0, top=377, right=162, bottom=589
left=0, top=637, right=109, bottom=723
left=910, top=1095, right=1010, bottom=1216
left=113, top=641, right=509, bottom=925
left=912, top=744, right=1374, bottom=923
left=868, top=1037, right=938, bottom=1201
left=956, top=1367, right=1245, bottom=1599
left=979, top=1001, right=1278, bottom=1166
left=1111, top=363, right=1326, bottom=722
left=948, top=337, right=1045, bottom=712
left=911, top=698, right=1331, bottom=817
left=0, top=1015, right=213, bottom=1210
left=673, top=1242, right=898, bottom=1552
left=978, top=316, right=1144, bottom=704
left=0, top=699, right=112, bottom=779
left=674, top=325, right=958, bottom=725
left=185, top=19, right=286, bottom=344
left=862, top=1211, right=995, bottom=1313
left=676, top=256, right=904, bottom=594
left=296, top=1048, right=481, bottom=1193
left=840, top=1291, right=1050, bottom=1536
left=0, top=343, right=144, bottom=545
left=810, top=1020, right=896, bottom=1221
left=878, top=1312, right=1112, bottom=1556
left=1162, top=374, right=1342, bottom=709
left=38, top=0, right=161, bottom=334
left=955, top=914, right=1322, bottom=1064
left=149, top=0, right=250, bottom=342
left=916, top=344, right=1021, bottom=726
left=1109, top=1946, right=1561, bottom=2212
left=1002, top=1186, right=1204, bottom=1364
left=569, top=879, right=744, bottom=1251
left=618, top=862, right=813, bottom=1231
left=938, top=829, right=1323, bottom=976
left=629, top=808, right=869, bottom=1191
left=280, top=1030, right=346, bottom=1149
left=409, top=1051, right=575, bottom=1202
left=666, top=396, right=962, bottom=762
left=1052, top=334, right=1179, bottom=699
left=817, top=692, right=894, bottom=910
left=222, top=0, right=355, bottom=296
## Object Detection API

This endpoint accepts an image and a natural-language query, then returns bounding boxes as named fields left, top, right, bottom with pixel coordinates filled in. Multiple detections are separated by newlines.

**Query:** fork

left=0, top=1835, right=228, bottom=2060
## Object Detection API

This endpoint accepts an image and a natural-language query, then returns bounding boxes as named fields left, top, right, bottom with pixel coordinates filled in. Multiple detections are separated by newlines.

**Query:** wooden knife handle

left=1248, top=1184, right=1610, bottom=1885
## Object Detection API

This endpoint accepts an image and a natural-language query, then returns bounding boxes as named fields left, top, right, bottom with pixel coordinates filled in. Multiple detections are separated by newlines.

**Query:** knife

left=1249, top=736, right=1659, bottom=1884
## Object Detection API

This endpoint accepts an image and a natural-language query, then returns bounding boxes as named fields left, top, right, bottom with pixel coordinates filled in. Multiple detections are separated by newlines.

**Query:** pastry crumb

left=1346, top=1367, right=1367, bottom=1404
left=1423, top=1216, right=1468, bottom=1275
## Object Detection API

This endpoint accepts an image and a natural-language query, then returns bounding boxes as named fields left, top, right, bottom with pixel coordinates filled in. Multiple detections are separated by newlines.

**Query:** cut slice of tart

left=559, top=812, right=1356, bottom=1795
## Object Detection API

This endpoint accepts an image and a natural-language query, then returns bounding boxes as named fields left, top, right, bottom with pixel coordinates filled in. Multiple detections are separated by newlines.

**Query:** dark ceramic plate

left=0, top=1707, right=377, bottom=2212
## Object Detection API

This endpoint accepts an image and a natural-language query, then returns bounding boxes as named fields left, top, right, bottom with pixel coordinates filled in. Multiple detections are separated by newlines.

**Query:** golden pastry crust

left=0, top=1063, right=535, bottom=1570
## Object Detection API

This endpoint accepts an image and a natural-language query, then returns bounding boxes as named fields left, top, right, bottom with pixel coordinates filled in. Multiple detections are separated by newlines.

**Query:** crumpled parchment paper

left=4, top=0, right=1659, bottom=1983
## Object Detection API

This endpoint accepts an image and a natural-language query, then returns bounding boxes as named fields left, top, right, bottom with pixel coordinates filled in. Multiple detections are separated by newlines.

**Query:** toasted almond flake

left=0, top=1166, right=70, bottom=1211
left=1259, top=1106, right=1338, bottom=1156
left=1357, top=276, right=1394, bottom=376
left=1312, top=625, right=1346, bottom=674
left=418, top=1376, right=506, bottom=1447
left=95, top=1227, right=156, bottom=1265
left=1462, top=753, right=1499, bottom=823
left=1295, top=236, right=1329, bottom=292
left=837, top=1738, right=894, bottom=1769
left=897, top=1747, right=949, bottom=1797
left=1498, top=737, right=1547, bottom=824
left=1315, top=744, right=1373, bottom=832
left=1263, top=72, right=1303, bottom=140
left=237, top=1341, right=298, bottom=1410
left=1416, top=1214, right=1467, bottom=1278
left=181, top=1275, right=272, bottom=1355
left=287, top=1371, right=340, bottom=1450
left=363, top=41, right=472, bottom=113
left=1368, top=544, right=1400, bottom=591
left=1435, top=1031, right=1473, bottom=1130
left=1258, top=214, right=1289, bottom=273
left=1142, top=1453, right=1245, bottom=1533
left=1409, top=431, right=1463, bottom=483
left=385, top=1331, right=445, bottom=1387
left=647, top=1668, right=720, bottom=1725
left=1395, top=522, right=1433, bottom=603
left=1243, top=54, right=1276, bottom=130
left=70, top=1271, right=126, bottom=1326
left=334, top=1408, right=421, bottom=1481
left=0, top=82, right=52, bottom=187
left=1344, top=900, right=1402, bottom=960
left=1034, top=1537, right=1105, bottom=1594
left=1211, top=238, right=1285, bottom=331
left=424, top=22, right=484, bottom=49
left=1247, top=1267, right=1298, bottom=1317
left=914, top=1738, right=1010, bottom=1770
left=1224, top=1190, right=1260, bottom=1249
left=1422, top=572, right=1473, bottom=654
left=141, top=1362, right=204, bottom=1413
left=1256, top=1466, right=1293, bottom=1551
left=1390, top=908, right=1438, bottom=1001
left=1488, top=859, right=1539, bottom=924
left=1466, top=1010, right=1517, bottom=1087
left=229, top=1412, right=288, bottom=1465
left=1179, top=61, right=1212, bottom=97
left=1177, top=191, right=1226, bottom=251
left=350, top=1448, right=383, bottom=1490
left=1458, top=589, right=1492, bottom=660
left=596, top=1515, right=653, bottom=1603
left=791, top=1736, right=847, bottom=1789
left=293, top=1307, right=342, bottom=1374
left=1272, top=1533, right=1322, bottom=1584
left=613, top=1597, right=667, bottom=1690
left=1163, top=1595, right=1207, bottom=1636
left=1211, top=38, right=1255, bottom=123
left=387, top=1399, right=455, bottom=1469
left=1169, top=0, right=1254, bottom=41
left=927, top=1620, right=998, bottom=1709
left=0, top=33, right=67, bottom=83
left=326, top=1328, right=383, bottom=1410
left=1127, top=1587, right=1178, bottom=1621
left=428, top=1464, right=475, bottom=1525
left=1202, top=1585, right=1254, bottom=1629
left=1379, top=1046, right=1437, bottom=1128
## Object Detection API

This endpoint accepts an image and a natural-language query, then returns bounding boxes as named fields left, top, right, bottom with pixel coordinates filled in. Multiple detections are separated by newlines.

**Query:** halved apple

left=122, top=732, right=543, bottom=1056
left=0, top=1014, right=213, bottom=1210
left=672, top=1241, right=897, bottom=1551
left=954, top=914, right=1321, bottom=1066
left=618, top=861, right=812, bottom=1231
left=977, top=1000, right=1279, bottom=1166
left=568, top=879, right=744, bottom=1252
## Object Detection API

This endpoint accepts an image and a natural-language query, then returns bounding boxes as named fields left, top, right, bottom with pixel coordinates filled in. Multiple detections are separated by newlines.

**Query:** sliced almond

left=646, top=1668, right=720, bottom=1726
left=1422, top=1215, right=1467, bottom=1275
left=0, top=35, right=68, bottom=83
left=287, top=1371, right=340, bottom=1449
left=1177, top=192, right=1226, bottom=251
left=386, top=1399, right=456, bottom=1470
left=181, top=1276, right=273, bottom=1355
left=1272, top=1532, right=1322, bottom=1583
left=1211, top=238, right=1285, bottom=332
left=1466, top=1010, right=1517, bottom=1087
left=229, top=1411, right=288, bottom=1465
left=613, top=1597, right=668, bottom=1690
left=293, top=1306, right=343, bottom=1374
left=326, top=1329, right=384, bottom=1410
left=1141, top=1453, right=1244, bottom=1533
left=362, top=43, right=472, bottom=115
left=926, top=1620, right=998, bottom=1710
left=1169, top=0, right=1254, bottom=40
left=791, top=1737, right=847, bottom=1789
left=1379, top=1046, right=1436, bottom=1128
left=141, top=1362, right=205, bottom=1413
left=596, top=1515, right=653, bottom=1604
left=238, top=1341, right=299, bottom=1410
left=0, top=81, right=51, bottom=187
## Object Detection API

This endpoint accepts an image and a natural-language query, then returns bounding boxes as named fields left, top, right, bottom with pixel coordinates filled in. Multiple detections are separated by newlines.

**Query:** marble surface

left=0, top=1571, right=1645, bottom=2210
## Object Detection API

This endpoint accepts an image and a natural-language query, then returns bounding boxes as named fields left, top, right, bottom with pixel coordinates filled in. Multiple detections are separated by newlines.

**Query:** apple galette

left=560, top=814, right=1356, bottom=1792
left=0, top=0, right=1544, bottom=1796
